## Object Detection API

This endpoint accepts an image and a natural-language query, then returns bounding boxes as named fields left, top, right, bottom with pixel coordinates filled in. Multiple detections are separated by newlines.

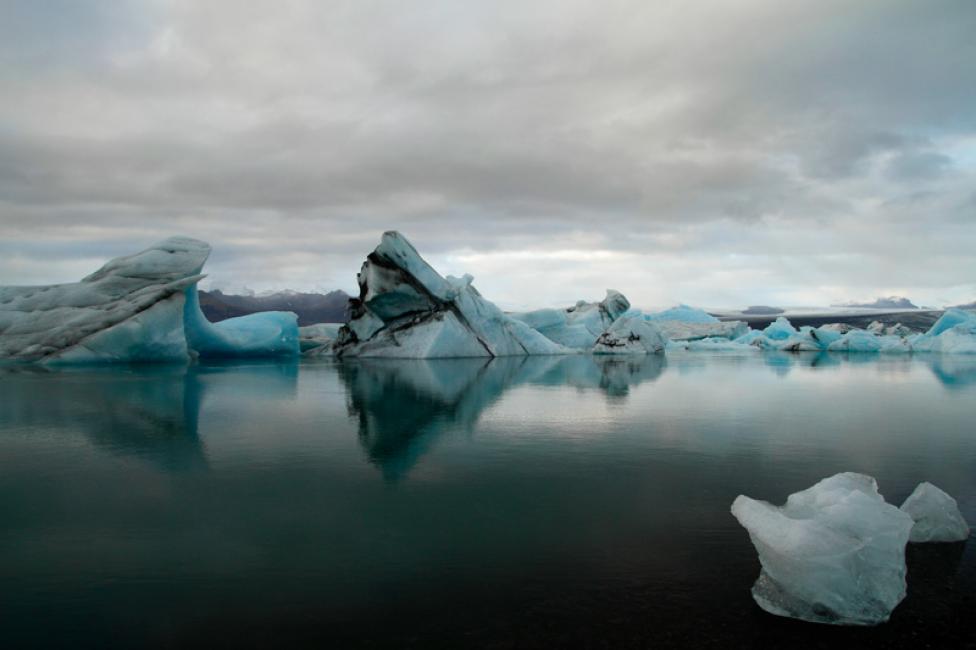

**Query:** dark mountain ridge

left=199, top=289, right=351, bottom=326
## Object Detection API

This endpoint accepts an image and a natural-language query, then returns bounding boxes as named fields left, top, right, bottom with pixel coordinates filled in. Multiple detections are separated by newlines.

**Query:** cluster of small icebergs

left=667, top=310, right=976, bottom=355
left=2, top=231, right=975, bottom=363
left=732, top=474, right=970, bottom=626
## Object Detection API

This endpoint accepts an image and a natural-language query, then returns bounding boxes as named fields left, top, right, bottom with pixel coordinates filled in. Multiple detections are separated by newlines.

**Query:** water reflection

left=0, top=364, right=208, bottom=471
left=339, top=354, right=667, bottom=480
left=0, top=360, right=300, bottom=471
left=927, top=355, right=976, bottom=389
left=1, top=352, right=971, bottom=482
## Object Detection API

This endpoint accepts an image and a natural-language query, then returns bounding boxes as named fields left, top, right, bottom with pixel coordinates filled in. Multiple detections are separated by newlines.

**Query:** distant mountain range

left=833, top=296, right=918, bottom=309
left=199, top=289, right=351, bottom=326
left=951, top=300, right=976, bottom=310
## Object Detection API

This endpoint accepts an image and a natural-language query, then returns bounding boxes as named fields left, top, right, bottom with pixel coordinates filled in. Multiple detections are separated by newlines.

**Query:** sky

left=1, top=0, right=974, bottom=311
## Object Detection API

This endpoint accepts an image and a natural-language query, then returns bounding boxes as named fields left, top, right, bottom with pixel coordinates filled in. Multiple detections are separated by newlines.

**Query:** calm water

left=1, top=353, right=974, bottom=649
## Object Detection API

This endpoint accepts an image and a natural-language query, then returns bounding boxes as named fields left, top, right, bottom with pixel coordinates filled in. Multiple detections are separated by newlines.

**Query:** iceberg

left=900, top=482, right=971, bottom=543
left=826, top=329, right=883, bottom=353
left=592, top=316, right=666, bottom=354
left=654, top=319, right=749, bottom=341
left=0, top=237, right=299, bottom=363
left=731, top=473, right=914, bottom=626
left=666, top=339, right=757, bottom=353
left=911, top=309, right=976, bottom=354
left=642, top=304, right=719, bottom=324
left=183, top=284, right=299, bottom=358
left=761, top=316, right=798, bottom=341
left=332, top=232, right=573, bottom=358
left=510, top=291, right=631, bottom=350
left=628, top=304, right=748, bottom=341
left=299, top=323, right=342, bottom=355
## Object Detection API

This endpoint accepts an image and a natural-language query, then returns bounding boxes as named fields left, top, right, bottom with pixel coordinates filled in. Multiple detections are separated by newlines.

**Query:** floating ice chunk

left=924, top=308, right=976, bottom=337
left=764, top=326, right=827, bottom=352
left=642, top=304, right=719, bottom=323
left=911, top=309, right=976, bottom=354
left=878, top=335, right=913, bottom=354
left=666, top=337, right=758, bottom=353
left=734, top=329, right=764, bottom=345
left=761, top=317, right=798, bottom=341
left=868, top=321, right=915, bottom=337
left=731, top=473, right=914, bottom=626
left=512, top=291, right=630, bottom=350
left=811, top=326, right=844, bottom=347
left=592, top=317, right=666, bottom=354
left=183, top=286, right=299, bottom=358
left=900, top=482, right=970, bottom=543
left=827, top=330, right=883, bottom=352
left=655, top=320, right=749, bottom=341
left=299, top=323, right=342, bottom=354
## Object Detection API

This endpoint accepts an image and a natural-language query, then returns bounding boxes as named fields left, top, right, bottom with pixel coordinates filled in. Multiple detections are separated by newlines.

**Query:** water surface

left=1, top=353, right=974, bottom=648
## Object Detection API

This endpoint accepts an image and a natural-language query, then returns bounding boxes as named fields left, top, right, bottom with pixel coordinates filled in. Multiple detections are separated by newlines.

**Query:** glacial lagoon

left=1, top=353, right=974, bottom=648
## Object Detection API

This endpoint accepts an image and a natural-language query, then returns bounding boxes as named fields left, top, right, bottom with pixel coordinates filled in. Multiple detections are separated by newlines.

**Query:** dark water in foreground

left=1, top=353, right=974, bottom=649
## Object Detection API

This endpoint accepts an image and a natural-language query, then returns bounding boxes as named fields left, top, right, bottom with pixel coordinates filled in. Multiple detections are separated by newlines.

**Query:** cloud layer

left=2, top=0, right=975, bottom=309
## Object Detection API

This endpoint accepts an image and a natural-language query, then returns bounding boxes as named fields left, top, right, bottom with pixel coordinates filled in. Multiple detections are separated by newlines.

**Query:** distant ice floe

left=0, top=237, right=299, bottom=364
left=732, top=474, right=970, bottom=626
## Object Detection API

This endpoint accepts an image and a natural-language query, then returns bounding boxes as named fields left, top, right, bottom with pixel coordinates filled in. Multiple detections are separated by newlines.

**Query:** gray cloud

left=1, top=0, right=975, bottom=308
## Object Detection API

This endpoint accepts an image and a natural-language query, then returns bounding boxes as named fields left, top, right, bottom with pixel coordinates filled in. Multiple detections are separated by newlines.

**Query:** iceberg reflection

left=339, top=354, right=667, bottom=480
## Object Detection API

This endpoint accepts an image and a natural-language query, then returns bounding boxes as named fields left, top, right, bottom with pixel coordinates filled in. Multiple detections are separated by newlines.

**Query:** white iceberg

left=0, top=237, right=300, bottom=363
left=900, top=482, right=971, bottom=543
left=731, top=473, right=914, bottom=626
left=332, top=232, right=573, bottom=358
left=592, top=316, right=666, bottom=354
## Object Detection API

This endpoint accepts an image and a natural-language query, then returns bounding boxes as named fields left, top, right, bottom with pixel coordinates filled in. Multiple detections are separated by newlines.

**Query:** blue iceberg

left=0, top=237, right=299, bottom=363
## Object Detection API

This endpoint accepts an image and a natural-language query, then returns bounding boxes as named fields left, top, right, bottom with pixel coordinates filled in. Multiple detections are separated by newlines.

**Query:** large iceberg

left=731, top=473, right=914, bottom=626
left=900, top=482, right=971, bottom=543
left=332, top=232, right=576, bottom=358
left=0, top=237, right=299, bottom=363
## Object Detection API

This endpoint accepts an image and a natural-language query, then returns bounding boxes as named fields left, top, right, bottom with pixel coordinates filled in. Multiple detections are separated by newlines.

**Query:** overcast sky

left=1, top=0, right=974, bottom=310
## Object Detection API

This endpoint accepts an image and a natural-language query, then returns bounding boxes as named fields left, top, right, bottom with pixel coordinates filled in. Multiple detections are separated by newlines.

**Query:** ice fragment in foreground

left=900, top=482, right=970, bottom=543
left=731, top=472, right=913, bottom=625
